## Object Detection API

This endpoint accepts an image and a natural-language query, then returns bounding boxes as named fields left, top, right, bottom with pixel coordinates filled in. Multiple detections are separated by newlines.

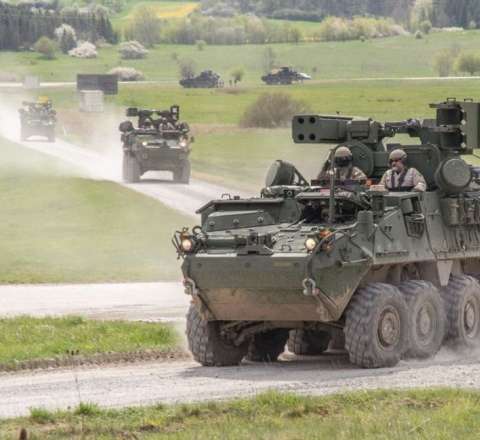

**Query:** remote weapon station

left=174, top=98, right=480, bottom=368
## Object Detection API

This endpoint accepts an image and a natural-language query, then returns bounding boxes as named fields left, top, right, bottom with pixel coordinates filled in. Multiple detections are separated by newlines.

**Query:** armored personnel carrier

left=19, top=98, right=56, bottom=142
left=174, top=98, right=480, bottom=369
left=179, top=70, right=224, bottom=88
left=119, top=106, right=193, bottom=183
left=261, top=67, right=311, bottom=85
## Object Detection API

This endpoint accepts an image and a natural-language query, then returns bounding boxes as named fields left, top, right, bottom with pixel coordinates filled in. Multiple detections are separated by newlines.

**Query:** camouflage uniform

left=318, top=165, right=367, bottom=182
left=380, top=168, right=427, bottom=192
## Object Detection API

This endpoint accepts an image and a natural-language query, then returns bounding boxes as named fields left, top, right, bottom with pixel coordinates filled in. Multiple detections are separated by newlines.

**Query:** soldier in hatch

left=380, top=149, right=427, bottom=192
left=318, top=146, right=367, bottom=183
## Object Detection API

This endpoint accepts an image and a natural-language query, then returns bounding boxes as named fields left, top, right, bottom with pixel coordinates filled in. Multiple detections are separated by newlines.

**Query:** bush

left=33, top=36, right=56, bottom=60
left=230, top=67, right=245, bottom=84
left=240, top=93, right=310, bottom=129
left=434, top=49, right=456, bottom=77
left=415, top=30, right=423, bottom=39
left=68, top=42, right=97, bottom=58
left=455, top=52, right=480, bottom=75
left=178, top=58, right=196, bottom=79
left=55, top=24, right=77, bottom=54
left=108, top=67, right=145, bottom=81
left=196, top=40, right=206, bottom=51
left=419, top=20, right=432, bottom=34
left=119, top=41, right=148, bottom=59
left=124, top=6, right=161, bottom=47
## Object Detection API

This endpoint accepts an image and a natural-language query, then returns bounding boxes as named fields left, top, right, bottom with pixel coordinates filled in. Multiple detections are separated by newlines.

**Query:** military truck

left=19, top=98, right=56, bottom=142
left=173, top=98, right=480, bottom=369
left=119, top=106, right=193, bottom=183
left=179, top=70, right=224, bottom=88
left=261, top=67, right=311, bottom=85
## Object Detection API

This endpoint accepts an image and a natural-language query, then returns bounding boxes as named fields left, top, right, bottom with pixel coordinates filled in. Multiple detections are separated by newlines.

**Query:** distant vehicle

left=19, top=97, right=56, bottom=142
left=119, top=106, right=193, bottom=184
left=179, top=70, right=224, bottom=88
left=261, top=66, right=311, bottom=85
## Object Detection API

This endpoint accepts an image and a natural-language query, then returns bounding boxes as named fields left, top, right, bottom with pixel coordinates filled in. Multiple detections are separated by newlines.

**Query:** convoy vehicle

left=19, top=98, right=56, bottom=142
left=119, top=106, right=193, bottom=183
left=261, top=67, right=311, bottom=85
left=174, top=98, right=480, bottom=368
left=179, top=70, right=224, bottom=88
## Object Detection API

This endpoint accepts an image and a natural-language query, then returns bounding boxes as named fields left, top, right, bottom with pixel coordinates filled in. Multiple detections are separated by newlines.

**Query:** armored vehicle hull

left=174, top=99, right=480, bottom=369
left=120, top=106, right=192, bottom=184
left=179, top=71, right=223, bottom=89
left=261, top=67, right=311, bottom=85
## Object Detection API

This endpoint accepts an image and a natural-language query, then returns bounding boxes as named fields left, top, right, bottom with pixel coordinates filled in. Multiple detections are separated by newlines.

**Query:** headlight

left=142, top=141, right=148, bottom=147
left=181, top=238, right=193, bottom=252
left=305, top=238, right=318, bottom=252
left=179, top=139, right=188, bottom=148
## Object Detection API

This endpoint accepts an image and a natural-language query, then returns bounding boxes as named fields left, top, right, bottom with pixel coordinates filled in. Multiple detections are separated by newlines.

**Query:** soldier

left=380, top=149, right=427, bottom=192
left=318, top=146, right=367, bottom=183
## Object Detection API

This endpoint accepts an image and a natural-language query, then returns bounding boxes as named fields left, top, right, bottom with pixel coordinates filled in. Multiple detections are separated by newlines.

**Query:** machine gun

left=119, top=106, right=188, bottom=134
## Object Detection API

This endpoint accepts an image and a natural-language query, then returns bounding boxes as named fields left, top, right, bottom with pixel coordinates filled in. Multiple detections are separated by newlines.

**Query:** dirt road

left=0, top=282, right=189, bottom=321
left=1, top=350, right=479, bottom=418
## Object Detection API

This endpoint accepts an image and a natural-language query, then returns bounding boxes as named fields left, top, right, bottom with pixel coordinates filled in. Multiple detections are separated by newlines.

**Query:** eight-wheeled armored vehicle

left=261, top=67, right=311, bottom=85
left=19, top=98, right=56, bottom=142
left=119, top=106, right=193, bottom=183
left=174, top=98, right=480, bottom=369
left=179, top=70, right=224, bottom=88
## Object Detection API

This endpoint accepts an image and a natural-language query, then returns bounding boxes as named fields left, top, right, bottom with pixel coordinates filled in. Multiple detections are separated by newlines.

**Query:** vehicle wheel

left=329, top=328, right=346, bottom=351
left=287, top=329, right=330, bottom=355
left=122, top=153, right=141, bottom=183
left=246, top=329, right=288, bottom=362
left=186, top=304, right=248, bottom=366
left=399, top=280, right=446, bottom=359
left=344, top=283, right=409, bottom=368
left=173, top=161, right=191, bottom=184
left=442, top=275, right=480, bottom=347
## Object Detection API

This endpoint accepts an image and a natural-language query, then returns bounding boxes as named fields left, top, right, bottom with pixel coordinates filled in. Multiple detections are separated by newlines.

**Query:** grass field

left=0, top=316, right=178, bottom=368
left=1, top=30, right=480, bottom=83
left=1, top=389, right=479, bottom=438
left=0, top=136, right=191, bottom=283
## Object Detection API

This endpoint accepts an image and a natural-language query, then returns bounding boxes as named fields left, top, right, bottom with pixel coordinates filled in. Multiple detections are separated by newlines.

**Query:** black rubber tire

left=287, top=329, right=331, bottom=355
left=174, top=160, right=191, bottom=184
left=399, top=280, right=446, bottom=359
left=186, top=305, right=248, bottom=366
left=329, top=328, right=346, bottom=351
left=246, top=329, right=289, bottom=362
left=122, top=153, right=141, bottom=183
left=441, top=275, right=480, bottom=347
left=344, top=283, right=409, bottom=368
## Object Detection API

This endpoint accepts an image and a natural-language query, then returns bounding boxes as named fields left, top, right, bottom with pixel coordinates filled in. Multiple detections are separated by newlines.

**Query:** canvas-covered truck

left=119, top=106, right=193, bottom=184
left=174, top=98, right=480, bottom=369
left=19, top=98, right=56, bottom=142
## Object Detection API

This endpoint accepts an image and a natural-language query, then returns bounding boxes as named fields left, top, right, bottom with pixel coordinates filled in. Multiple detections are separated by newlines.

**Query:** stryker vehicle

left=119, top=106, right=193, bottom=183
left=19, top=98, right=56, bottom=142
left=179, top=70, right=224, bottom=88
left=261, top=66, right=311, bottom=85
left=173, top=98, right=480, bottom=369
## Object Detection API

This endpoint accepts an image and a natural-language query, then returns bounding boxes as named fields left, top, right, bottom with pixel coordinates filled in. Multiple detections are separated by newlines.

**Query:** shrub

left=119, top=41, right=148, bottom=59
left=196, top=40, right=206, bottom=51
left=68, top=42, right=97, bottom=58
left=55, top=24, right=77, bottom=53
left=33, top=36, right=56, bottom=60
left=419, top=20, right=432, bottom=34
left=415, top=30, right=423, bottom=39
left=108, top=67, right=145, bottom=81
left=178, top=58, right=196, bottom=79
left=455, top=52, right=480, bottom=75
left=230, top=67, right=245, bottom=84
left=240, top=93, right=310, bottom=129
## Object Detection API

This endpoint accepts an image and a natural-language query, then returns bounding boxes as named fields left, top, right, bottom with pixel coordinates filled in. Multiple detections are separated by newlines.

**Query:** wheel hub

left=378, top=308, right=401, bottom=348
left=464, top=300, right=478, bottom=335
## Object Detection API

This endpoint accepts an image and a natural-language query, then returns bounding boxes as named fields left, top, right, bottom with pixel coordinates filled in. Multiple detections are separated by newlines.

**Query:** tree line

left=0, top=1, right=117, bottom=51
left=201, top=0, right=480, bottom=28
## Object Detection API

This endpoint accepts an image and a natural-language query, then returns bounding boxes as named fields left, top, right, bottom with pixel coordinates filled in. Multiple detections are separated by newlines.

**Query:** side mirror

left=126, top=107, right=138, bottom=117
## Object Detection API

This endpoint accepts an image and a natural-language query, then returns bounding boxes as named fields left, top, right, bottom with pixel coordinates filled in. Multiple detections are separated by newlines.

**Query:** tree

left=290, top=27, right=303, bottom=43
left=34, top=36, right=56, bottom=59
left=456, top=53, right=480, bottom=76
left=433, top=49, right=455, bottom=77
left=125, top=6, right=161, bottom=47
left=230, top=67, right=245, bottom=84
left=178, top=58, right=197, bottom=79
left=262, top=47, right=276, bottom=73
left=419, top=20, right=432, bottom=34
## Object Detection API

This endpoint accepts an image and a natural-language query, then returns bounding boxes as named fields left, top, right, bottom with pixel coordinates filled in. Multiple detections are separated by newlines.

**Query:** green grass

left=0, top=316, right=178, bottom=367
left=2, top=30, right=480, bottom=83
left=1, top=389, right=480, bottom=438
left=0, top=136, right=192, bottom=283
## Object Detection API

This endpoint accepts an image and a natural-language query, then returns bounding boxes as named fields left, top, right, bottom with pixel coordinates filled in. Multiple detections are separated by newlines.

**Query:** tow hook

left=183, top=278, right=198, bottom=296
left=302, top=278, right=320, bottom=296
